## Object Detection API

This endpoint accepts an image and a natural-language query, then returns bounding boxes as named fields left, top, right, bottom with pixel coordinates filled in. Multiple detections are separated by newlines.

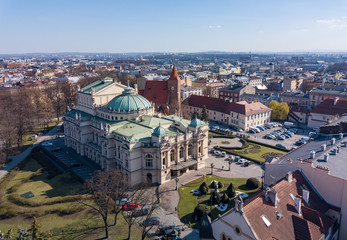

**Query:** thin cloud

left=316, top=19, right=340, bottom=24
left=328, top=24, right=347, bottom=29
left=208, top=25, right=222, bottom=29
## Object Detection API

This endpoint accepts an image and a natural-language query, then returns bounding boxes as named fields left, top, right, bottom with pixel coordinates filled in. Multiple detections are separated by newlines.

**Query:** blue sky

left=1, top=0, right=347, bottom=53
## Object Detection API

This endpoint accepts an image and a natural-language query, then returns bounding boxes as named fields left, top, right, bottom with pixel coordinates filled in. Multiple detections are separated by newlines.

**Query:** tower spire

left=168, top=65, right=180, bottom=81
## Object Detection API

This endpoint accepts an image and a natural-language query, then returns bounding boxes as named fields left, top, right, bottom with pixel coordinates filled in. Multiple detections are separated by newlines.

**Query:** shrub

left=246, top=178, right=261, bottom=190
left=226, top=183, right=236, bottom=198
left=194, top=204, right=208, bottom=221
left=210, top=191, right=221, bottom=205
left=210, top=181, right=216, bottom=188
left=199, top=182, right=208, bottom=195
left=227, top=183, right=234, bottom=192
left=218, top=181, right=223, bottom=189
left=221, top=194, right=229, bottom=204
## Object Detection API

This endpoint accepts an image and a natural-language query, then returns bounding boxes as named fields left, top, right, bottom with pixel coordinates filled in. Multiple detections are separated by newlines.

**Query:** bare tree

left=80, top=170, right=117, bottom=239
left=122, top=184, right=158, bottom=240
left=79, top=169, right=129, bottom=239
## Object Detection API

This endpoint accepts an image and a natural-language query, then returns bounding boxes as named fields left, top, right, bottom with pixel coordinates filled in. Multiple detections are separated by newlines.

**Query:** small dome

left=189, top=118, right=202, bottom=128
left=153, top=125, right=166, bottom=137
left=107, top=87, right=152, bottom=112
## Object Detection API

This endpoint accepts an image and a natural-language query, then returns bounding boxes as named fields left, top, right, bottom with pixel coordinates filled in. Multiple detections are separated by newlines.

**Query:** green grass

left=209, top=130, right=287, bottom=163
left=0, top=157, right=143, bottom=239
left=218, top=143, right=286, bottom=163
left=177, top=175, right=259, bottom=229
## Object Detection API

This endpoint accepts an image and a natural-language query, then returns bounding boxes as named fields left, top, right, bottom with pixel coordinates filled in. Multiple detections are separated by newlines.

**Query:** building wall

left=212, top=210, right=257, bottom=240
left=308, top=113, right=335, bottom=128
left=63, top=114, right=208, bottom=186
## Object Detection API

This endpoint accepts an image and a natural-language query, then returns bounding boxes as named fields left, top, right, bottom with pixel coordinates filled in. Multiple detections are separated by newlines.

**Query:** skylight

left=261, top=215, right=271, bottom=227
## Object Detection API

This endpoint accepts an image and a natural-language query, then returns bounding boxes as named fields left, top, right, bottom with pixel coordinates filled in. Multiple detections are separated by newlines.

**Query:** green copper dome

left=189, top=118, right=202, bottom=128
left=152, top=125, right=166, bottom=137
left=107, top=87, right=152, bottom=112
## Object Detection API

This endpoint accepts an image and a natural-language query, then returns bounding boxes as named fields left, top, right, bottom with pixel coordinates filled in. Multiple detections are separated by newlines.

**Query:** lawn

left=177, top=175, right=259, bottom=229
left=217, top=143, right=286, bottom=163
left=0, top=157, right=143, bottom=239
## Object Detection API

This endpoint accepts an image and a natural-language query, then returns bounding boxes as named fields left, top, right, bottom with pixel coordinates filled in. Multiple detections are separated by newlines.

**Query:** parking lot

left=209, top=121, right=313, bottom=150
left=247, top=125, right=312, bottom=150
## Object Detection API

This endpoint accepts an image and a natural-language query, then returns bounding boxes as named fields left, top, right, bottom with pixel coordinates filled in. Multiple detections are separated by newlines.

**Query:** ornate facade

left=63, top=77, right=208, bottom=186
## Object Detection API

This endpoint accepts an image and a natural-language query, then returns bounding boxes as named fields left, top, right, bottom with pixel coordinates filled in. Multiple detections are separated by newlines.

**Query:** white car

left=41, top=142, right=53, bottom=147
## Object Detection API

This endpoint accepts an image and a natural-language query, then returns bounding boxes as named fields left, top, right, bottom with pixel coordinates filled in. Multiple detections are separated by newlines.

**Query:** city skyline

left=1, top=0, right=347, bottom=54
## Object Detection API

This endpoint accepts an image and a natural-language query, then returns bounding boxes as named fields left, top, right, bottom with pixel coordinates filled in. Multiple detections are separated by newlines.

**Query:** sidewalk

left=0, top=123, right=63, bottom=180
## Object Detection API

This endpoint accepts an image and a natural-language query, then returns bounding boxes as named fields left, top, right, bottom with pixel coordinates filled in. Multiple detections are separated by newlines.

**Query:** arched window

left=170, top=150, right=175, bottom=162
left=179, top=147, right=184, bottom=159
left=188, top=144, right=193, bottom=156
left=145, top=154, right=153, bottom=168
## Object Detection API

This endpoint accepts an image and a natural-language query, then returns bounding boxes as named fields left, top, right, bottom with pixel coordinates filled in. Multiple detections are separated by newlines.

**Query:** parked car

left=210, top=148, right=215, bottom=154
left=276, top=144, right=287, bottom=149
left=133, top=205, right=151, bottom=216
left=221, top=151, right=226, bottom=157
left=41, top=142, right=53, bottom=147
left=116, top=198, right=129, bottom=205
left=142, top=217, right=160, bottom=226
left=289, top=128, right=298, bottom=134
left=157, top=224, right=181, bottom=236
left=122, top=203, right=139, bottom=211
left=244, top=160, right=251, bottom=167
left=277, top=135, right=285, bottom=140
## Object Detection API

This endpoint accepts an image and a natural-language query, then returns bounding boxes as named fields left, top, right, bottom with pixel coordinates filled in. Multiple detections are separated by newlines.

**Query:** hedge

left=246, top=178, right=261, bottom=190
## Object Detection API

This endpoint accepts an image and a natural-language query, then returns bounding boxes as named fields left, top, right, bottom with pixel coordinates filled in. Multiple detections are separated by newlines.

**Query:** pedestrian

left=174, top=207, right=177, bottom=213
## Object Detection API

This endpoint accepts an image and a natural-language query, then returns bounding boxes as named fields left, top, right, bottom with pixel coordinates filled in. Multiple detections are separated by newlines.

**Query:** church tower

left=167, top=65, right=181, bottom=115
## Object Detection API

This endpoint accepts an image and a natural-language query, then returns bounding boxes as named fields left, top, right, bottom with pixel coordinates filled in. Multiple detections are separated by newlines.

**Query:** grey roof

left=274, top=136, right=347, bottom=179
left=199, top=214, right=214, bottom=239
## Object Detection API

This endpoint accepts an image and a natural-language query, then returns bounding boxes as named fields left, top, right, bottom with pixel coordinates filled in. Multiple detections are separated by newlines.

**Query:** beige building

left=182, top=95, right=271, bottom=131
left=64, top=78, right=209, bottom=186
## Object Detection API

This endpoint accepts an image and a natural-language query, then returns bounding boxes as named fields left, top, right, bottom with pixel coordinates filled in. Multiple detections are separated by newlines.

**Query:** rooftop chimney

left=286, top=172, right=293, bottom=183
left=294, top=197, right=302, bottom=215
left=268, top=188, right=278, bottom=208
left=331, top=138, right=336, bottom=145
left=302, top=190, right=310, bottom=205
left=334, top=97, right=339, bottom=105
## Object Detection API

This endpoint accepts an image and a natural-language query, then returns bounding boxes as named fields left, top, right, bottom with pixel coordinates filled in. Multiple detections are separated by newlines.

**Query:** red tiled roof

left=168, top=65, right=180, bottom=82
left=241, top=171, right=336, bottom=240
left=183, top=95, right=236, bottom=114
left=183, top=95, right=270, bottom=115
left=311, top=99, right=347, bottom=116
left=142, top=80, right=168, bottom=104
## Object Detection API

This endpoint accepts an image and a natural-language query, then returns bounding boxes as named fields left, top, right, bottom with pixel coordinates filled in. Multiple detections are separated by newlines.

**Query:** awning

left=170, top=160, right=197, bottom=171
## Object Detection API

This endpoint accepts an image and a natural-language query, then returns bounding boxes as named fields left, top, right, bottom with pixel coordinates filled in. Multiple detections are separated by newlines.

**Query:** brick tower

left=167, top=65, right=181, bottom=115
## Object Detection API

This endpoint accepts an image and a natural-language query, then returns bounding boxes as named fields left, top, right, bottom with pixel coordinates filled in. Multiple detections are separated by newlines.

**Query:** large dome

left=107, top=86, right=152, bottom=112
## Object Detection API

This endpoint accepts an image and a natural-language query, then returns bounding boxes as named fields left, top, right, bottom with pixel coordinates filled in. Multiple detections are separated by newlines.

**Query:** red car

left=122, top=203, right=139, bottom=211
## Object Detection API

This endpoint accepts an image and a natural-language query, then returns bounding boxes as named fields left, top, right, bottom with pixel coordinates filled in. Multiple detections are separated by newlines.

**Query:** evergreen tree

left=28, top=217, right=46, bottom=240
left=201, top=105, right=209, bottom=122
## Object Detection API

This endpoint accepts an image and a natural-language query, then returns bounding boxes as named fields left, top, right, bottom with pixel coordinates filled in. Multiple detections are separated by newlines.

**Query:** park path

left=0, top=123, right=63, bottom=180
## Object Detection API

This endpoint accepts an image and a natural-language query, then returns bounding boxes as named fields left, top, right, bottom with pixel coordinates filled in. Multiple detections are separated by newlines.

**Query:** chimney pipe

left=302, top=190, right=310, bottom=205
left=294, top=197, right=302, bottom=215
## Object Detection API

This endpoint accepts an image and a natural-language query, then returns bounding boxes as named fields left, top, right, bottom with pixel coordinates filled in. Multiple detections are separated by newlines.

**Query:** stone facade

left=63, top=79, right=208, bottom=186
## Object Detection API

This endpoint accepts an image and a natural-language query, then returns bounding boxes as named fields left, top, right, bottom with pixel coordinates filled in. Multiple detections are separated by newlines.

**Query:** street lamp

left=210, top=163, right=215, bottom=175
left=175, top=176, right=179, bottom=190
left=229, top=159, right=232, bottom=171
